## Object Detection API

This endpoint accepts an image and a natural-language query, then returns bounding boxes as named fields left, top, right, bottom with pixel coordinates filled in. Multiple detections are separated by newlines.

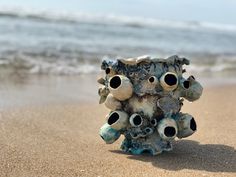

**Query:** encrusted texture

left=98, top=55, right=203, bottom=155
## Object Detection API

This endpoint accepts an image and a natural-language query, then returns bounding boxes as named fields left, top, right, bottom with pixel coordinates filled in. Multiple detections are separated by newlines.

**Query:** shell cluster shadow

left=111, top=140, right=236, bottom=173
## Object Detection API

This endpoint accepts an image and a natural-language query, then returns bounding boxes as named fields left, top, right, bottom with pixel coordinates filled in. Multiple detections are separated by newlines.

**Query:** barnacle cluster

left=98, top=55, right=203, bottom=155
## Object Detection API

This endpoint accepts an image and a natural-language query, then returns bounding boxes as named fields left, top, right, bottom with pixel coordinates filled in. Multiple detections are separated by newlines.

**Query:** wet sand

left=0, top=76, right=235, bottom=176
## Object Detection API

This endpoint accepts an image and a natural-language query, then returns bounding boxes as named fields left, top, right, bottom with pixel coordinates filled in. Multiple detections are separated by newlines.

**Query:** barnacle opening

left=183, top=80, right=190, bottom=89
left=190, top=118, right=197, bottom=131
left=133, top=115, right=142, bottom=126
left=130, top=114, right=143, bottom=127
left=149, top=76, right=155, bottom=83
left=148, top=76, right=157, bottom=85
left=108, top=112, right=119, bottom=125
left=160, top=72, right=178, bottom=91
left=105, top=68, right=111, bottom=74
left=132, top=133, right=138, bottom=138
left=145, top=127, right=152, bottom=134
left=110, top=76, right=121, bottom=89
left=150, top=119, right=157, bottom=126
left=164, top=126, right=176, bottom=137
left=164, top=74, right=177, bottom=86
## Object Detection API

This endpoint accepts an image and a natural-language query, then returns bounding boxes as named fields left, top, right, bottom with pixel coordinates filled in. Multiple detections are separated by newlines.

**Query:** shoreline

left=0, top=73, right=236, bottom=109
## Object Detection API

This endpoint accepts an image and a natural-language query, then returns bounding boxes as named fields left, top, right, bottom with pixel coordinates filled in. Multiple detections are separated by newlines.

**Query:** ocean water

left=0, top=10, right=236, bottom=76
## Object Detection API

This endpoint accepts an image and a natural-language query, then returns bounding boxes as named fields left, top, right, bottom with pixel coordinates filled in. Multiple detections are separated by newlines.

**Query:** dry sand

left=0, top=85, right=235, bottom=177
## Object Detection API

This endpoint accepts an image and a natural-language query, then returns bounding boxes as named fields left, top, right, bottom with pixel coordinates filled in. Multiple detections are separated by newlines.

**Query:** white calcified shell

left=118, top=55, right=151, bottom=65
left=157, top=118, right=177, bottom=140
left=108, top=75, right=133, bottom=101
left=160, top=72, right=178, bottom=91
left=136, top=55, right=151, bottom=63
left=104, top=94, right=122, bottom=111
left=118, top=58, right=137, bottom=65
left=129, top=113, right=143, bottom=127
left=107, top=111, right=129, bottom=131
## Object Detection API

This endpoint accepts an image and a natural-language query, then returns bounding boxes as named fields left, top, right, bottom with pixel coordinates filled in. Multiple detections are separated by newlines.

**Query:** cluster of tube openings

left=100, top=110, right=197, bottom=144
left=98, top=57, right=203, bottom=155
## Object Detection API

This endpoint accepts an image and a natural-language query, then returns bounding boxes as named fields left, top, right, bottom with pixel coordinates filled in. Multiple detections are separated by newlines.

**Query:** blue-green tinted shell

left=99, top=123, right=121, bottom=144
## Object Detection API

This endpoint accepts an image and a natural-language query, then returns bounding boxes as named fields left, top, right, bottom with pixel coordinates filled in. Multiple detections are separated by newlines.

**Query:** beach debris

left=98, top=55, right=203, bottom=155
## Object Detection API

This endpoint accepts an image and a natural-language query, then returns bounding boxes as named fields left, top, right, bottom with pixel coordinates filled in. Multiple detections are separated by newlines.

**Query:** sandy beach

left=0, top=2, right=236, bottom=176
left=0, top=75, right=235, bottom=177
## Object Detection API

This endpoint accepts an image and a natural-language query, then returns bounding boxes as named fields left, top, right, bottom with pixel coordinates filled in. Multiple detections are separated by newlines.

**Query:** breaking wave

left=1, top=8, right=236, bottom=32
left=0, top=7, right=236, bottom=75
left=0, top=55, right=236, bottom=75
left=0, top=57, right=99, bottom=75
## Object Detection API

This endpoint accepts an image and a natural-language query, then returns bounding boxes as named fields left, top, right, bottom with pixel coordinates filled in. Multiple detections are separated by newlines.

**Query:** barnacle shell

left=157, top=118, right=178, bottom=140
left=148, top=76, right=158, bottom=85
left=160, top=72, right=178, bottom=91
left=108, top=75, right=133, bottom=101
left=106, top=111, right=129, bottom=131
left=105, top=67, right=116, bottom=77
left=98, top=86, right=109, bottom=104
left=104, top=94, right=122, bottom=111
left=129, top=113, right=143, bottom=127
left=99, top=123, right=121, bottom=144
left=175, top=76, right=203, bottom=101
left=97, top=77, right=105, bottom=85
left=176, top=113, right=197, bottom=138
left=184, top=77, right=203, bottom=101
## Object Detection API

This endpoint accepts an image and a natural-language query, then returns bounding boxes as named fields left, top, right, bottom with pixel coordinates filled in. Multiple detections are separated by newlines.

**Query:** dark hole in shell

left=183, top=80, right=190, bottom=89
left=190, top=75, right=195, bottom=80
left=110, top=76, right=121, bottom=89
left=133, top=115, right=142, bottom=126
left=100, top=135, right=105, bottom=140
left=190, top=118, right=197, bottom=131
left=105, top=68, right=111, bottom=74
left=164, top=126, right=176, bottom=137
left=164, top=74, right=177, bottom=86
left=141, top=149, right=152, bottom=155
left=149, top=76, right=155, bottom=83
left=145, top=128, right=151, bottom=133
left=108, top=112, right=119, bottom=125
left=151, top=119, right=156, bottom=125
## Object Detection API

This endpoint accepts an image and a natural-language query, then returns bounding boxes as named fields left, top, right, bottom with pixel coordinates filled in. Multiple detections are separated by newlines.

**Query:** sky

left=0, top=0, right=236, bottom=25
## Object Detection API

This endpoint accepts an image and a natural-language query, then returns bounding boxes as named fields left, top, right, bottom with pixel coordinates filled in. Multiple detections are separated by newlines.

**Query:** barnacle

left=108, top=75, right=133, bottom=101
left=160, top=72, right=178, bottom=91
left=98, top=55, right=203, bottom=155
left=104, top=94, right=122, bottom=111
